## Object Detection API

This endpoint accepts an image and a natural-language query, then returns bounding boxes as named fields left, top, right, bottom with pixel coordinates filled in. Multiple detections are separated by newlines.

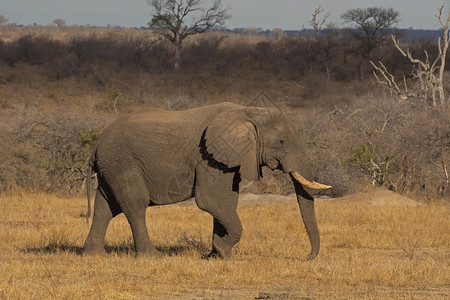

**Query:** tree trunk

left=292, top=178, right=320, bottom=260
left=431, top=86, right=437, bottom=107
left=174, top=42, right=182, bottom=71
left=438, top=84, right=445, bottom=108
left=357, top=61, right=363, bottom=83
left=325, top=60, right=331, bottom=84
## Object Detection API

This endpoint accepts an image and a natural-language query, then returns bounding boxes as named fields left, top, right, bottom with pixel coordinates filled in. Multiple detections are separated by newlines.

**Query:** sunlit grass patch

left=0, top=190, right=448, bottom=299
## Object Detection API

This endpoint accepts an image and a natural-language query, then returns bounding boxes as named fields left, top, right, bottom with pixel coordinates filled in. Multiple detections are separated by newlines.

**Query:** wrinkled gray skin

left=84, top=102, right=320, bottom=259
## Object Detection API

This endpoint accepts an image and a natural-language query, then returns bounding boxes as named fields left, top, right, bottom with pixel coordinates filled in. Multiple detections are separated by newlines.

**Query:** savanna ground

left=0, top=188, right=448, bottom=299
left=0, top=24, right=450, bottom=299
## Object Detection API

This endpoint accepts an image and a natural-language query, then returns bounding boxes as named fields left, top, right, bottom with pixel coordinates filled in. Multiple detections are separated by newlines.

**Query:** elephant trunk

left=290, top=173, right=321, bottom=260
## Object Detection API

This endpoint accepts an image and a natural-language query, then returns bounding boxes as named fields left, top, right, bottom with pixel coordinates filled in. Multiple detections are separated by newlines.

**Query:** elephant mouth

left=290, top=171, right=331, bottom=190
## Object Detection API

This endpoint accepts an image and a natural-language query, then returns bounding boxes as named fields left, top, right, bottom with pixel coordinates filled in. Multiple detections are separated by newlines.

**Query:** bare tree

left=310, top=6, right=331, bottom=39
left=370, top=5, right=449, bottom=107
left=369, top=60, right=408, bottom=99
left=148, top=0, right=231, bottom=70
left=391, top=5, right=449, bottom=107
left=309, top=7, right=333, bottom=82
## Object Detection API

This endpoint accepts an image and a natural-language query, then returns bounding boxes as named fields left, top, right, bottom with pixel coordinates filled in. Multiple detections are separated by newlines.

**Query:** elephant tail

left=85, top=152, right=96, bottom=223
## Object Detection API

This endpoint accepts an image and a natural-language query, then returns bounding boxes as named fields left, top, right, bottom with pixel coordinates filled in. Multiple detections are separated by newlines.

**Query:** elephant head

left=205, top=106, right=330, bottom=259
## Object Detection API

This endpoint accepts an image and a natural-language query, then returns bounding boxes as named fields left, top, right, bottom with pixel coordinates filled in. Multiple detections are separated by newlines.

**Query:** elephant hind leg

left=124, top=209, right=160, bottom=256
left=111, top=176, right=160, bottom=256
left=84, top=188, right=118, bottom=254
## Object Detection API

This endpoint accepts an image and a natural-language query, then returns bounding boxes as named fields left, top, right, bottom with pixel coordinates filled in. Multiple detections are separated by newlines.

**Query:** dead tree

left=391, top=5, right=449, bottom=107
left=369, top=60, right=408, bottom=99
left=310, top=6, right=331, bottom=39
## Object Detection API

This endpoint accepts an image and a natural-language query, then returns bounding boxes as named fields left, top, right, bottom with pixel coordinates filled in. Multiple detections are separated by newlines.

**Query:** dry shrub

left=0, top=107, right=109, bottom=193
left=1, top=25, right=430, bottom=84
left=0, top=26, right=449, bottom=199
left=304, top=94, right=450, bottom=199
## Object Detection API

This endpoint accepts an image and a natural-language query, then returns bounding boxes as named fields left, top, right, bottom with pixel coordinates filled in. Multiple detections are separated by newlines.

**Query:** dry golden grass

left=0, top=189, right=449, bottom=299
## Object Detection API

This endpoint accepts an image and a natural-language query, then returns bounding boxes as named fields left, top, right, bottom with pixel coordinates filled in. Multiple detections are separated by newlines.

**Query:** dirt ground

left=0, top=188, right=449, bottom=299
left=239, top=187, right=424, bottom=206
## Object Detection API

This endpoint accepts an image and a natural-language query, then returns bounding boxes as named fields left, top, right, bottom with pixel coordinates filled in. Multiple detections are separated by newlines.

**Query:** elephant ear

left=205, top=108, right=261, bottom=181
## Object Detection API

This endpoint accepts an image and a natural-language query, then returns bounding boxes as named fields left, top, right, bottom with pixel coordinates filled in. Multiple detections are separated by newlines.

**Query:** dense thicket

left=0, top=27, right=448, bottom=200
left=0, top=30, right=446, bottom=81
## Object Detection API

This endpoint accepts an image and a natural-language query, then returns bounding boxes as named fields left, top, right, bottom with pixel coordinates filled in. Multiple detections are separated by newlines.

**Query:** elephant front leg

left=209, top=215, right=242, bottom=259
left=195, top=162, right=242, bottom=259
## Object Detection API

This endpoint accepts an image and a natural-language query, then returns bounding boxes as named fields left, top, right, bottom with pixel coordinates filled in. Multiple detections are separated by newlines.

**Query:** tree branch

left=148, top=0, right=231, bottom=69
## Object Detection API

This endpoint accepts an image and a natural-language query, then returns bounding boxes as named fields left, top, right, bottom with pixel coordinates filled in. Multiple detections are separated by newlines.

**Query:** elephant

left=83, top=102, right=331, bottom=259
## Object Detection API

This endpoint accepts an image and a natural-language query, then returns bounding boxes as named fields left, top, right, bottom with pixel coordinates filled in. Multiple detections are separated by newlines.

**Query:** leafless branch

left=391, top=4, right=449, bottom=109
left=369, top=60, right=405, bottom=99
left=148, top=0, right=231, bottom=69
left=311, top=6, right=331, bottom=39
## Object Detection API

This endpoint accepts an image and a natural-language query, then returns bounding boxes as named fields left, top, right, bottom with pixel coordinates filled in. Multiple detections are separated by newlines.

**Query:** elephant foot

left=306, top=252, right=317, bottom=261
left=135, top=246, right=162, bottom=258
left=83, top=244, right=107, bottom=256
left=208, top=239, right=232, bottom=259
left=205, top=249, right=221, bottom=259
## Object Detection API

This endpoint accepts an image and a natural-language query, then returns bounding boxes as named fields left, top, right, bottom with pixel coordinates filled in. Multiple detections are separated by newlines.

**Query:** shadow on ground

left=22, top=243, right=206, bottom=257
left=23, top=243, right=84, bottom=255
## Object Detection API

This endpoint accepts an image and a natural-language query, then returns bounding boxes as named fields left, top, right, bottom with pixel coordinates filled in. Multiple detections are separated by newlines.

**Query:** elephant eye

left=279, top=139, right=285, bottom=145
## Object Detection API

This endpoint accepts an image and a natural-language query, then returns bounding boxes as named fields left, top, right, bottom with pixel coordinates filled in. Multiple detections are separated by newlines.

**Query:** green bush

left=78, top=128, right=100, bottom=148
left=345, top=144, right=395, bottom=188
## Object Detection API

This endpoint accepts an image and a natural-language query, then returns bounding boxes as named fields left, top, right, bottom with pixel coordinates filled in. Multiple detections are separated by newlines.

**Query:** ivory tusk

left=291, top=171, right=332, bottom=190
